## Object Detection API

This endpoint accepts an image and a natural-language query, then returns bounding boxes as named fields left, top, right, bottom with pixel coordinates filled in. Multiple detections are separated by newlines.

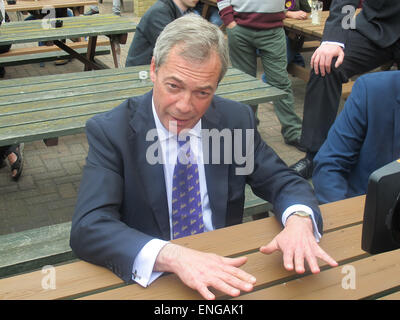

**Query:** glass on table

left=311, top=0, right=323, bottom=25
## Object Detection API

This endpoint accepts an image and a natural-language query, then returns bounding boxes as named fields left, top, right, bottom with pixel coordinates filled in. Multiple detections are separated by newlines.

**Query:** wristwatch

left=292, top=211, right=311, bottom=218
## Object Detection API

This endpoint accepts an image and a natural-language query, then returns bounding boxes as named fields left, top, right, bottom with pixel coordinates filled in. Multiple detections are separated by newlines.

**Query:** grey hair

left=153, top=13, right=228, bottom=83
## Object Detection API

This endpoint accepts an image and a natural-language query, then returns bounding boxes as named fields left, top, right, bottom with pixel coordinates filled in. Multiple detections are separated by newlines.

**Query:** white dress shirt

left=131, top=97, right=321, bottom=287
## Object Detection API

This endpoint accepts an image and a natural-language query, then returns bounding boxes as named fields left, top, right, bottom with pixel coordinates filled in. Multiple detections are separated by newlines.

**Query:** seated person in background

left=193, top=1, right=222, bottom=26
left=0, top=2, right=24, bottom=181
left=71, top=14, right=337, bottom=301
left=312, top=71, right=400, bottom=204
left=125, top=0, right=199, bottom=67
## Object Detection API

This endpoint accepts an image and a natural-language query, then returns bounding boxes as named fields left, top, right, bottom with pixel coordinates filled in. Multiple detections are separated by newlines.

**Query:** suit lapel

left=201, top=100, right=229, bottom=229
left=393, top=96, right=400, bottom=159
left=128, top=91, right=171, bottom=240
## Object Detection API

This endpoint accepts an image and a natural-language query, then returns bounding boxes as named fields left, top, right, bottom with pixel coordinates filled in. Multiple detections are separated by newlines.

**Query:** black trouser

left=300, top=29, right=400, bottom=154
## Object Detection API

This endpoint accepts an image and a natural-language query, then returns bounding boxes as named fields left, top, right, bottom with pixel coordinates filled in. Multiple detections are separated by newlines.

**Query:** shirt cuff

left=321, top=41, right=345, bottom=49
left=281, top=205, right=322, bottom=242
left=132, top=239, right=169, bottom=287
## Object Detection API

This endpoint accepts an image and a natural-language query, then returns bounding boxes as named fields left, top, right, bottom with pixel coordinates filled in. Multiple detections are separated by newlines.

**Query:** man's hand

left=286, top=10, right=308, bottom=20
left=311, top=43, right=345, bottom=76
left=260, top=215, right=338, bottom=274
left=154, top=243, right=256, bottom=300
left=226, top=21, right=237, bottom=29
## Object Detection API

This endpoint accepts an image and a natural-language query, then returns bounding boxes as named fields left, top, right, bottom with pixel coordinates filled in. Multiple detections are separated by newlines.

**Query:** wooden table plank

left=0, top=66, right=288, bottom=146
left=79, top=224, right=368, bottom=300
left=5, top=0, right=98, bottom=12
left=235, top=248, right=400, bottom=300
left=0, top=196, right=366, bottom=300
left=0, top=14, right=136, bottom=45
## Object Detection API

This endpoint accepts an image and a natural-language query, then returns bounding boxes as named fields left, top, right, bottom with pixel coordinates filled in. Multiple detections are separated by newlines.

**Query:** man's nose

left=175, top=92, right=192, bottom=114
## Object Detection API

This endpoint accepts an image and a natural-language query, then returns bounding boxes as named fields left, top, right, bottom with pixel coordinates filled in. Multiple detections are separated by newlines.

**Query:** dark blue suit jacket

left=70, top=91, right=322, bottom=283
left=313, top=71, right=400, bottom=204
left=323, top=0, right=400, bottom=48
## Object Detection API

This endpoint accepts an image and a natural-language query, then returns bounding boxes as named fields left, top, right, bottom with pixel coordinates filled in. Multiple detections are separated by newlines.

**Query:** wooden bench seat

left=0, top=40, right=110, bottom=67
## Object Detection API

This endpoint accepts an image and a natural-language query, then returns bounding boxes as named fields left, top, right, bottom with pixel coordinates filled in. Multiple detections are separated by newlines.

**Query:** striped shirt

left=217, top=0, right=286, bottom=29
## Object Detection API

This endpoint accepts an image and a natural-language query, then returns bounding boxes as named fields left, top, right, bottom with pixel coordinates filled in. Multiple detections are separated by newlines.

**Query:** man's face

left=150, top=45, right=221, bottom=135
left=175, top=0, right=199, bottom=10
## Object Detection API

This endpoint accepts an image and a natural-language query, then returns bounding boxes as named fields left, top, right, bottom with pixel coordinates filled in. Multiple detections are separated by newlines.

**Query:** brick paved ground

left=0, top=1, right=336, bottom=235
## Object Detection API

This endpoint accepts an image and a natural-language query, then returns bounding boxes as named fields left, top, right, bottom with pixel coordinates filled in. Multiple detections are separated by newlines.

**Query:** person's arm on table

left=260, top=212, right=338, bottom=274
left=153, top=242, right=256, bottom=300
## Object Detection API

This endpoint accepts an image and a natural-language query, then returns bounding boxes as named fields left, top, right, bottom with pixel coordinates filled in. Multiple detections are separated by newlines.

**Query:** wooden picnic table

left=4, top=0, right=97, bottom=16
left=0, top=14, right=136, bottom=69
left=283, top=10, right=330, bottom=40
left=1, top=195, right=399, bottom=300
left=0, top=66, right=287, bottom=147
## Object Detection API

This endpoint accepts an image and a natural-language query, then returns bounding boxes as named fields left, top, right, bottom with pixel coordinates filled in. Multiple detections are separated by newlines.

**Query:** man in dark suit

left=71, top=14, right=337, bottom=300
left=290, top=0, right=400, bottom=179
left=313, top=71, right=400, bottom=204
left=125, top=0, right=199, bottom=67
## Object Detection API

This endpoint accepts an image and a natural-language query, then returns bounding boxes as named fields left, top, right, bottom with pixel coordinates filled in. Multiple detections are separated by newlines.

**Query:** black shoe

left=284, top=137, right=307, bottom=152
left=289, top=157, right=313, bottom=179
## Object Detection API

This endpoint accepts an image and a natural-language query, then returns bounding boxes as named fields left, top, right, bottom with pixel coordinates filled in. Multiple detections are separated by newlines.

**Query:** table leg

left=52, top=39, right=102, bottom=71
left=201, top=4, right=210, bottom=18
left=85, top=36, right=98, bottom=71
left=109, top=34, right=127, bottom=68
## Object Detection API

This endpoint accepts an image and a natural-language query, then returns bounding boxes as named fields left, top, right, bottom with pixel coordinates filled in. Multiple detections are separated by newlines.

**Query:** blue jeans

left=193, top=3, right=223, bottom=27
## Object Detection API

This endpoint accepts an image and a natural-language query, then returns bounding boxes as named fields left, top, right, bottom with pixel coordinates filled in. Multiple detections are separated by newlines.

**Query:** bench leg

left=85, top=36, right=98, bottom=71
left=53, top=39, right=102, bottom=71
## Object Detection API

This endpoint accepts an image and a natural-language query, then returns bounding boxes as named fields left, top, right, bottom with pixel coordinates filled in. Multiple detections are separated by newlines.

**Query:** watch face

left=294, top=211, right=310, bottom=217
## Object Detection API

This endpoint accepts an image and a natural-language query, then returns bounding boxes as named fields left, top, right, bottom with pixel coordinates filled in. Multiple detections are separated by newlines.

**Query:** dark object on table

left=51, top=20, right=63, bottom=28
left=361, top=159, right=400, bottom=254
left=6, top=0, right=17, bottom=4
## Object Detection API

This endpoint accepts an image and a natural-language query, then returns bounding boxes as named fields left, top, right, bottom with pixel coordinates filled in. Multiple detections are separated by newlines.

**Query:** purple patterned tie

left=172, top=140, right=204, bottom=239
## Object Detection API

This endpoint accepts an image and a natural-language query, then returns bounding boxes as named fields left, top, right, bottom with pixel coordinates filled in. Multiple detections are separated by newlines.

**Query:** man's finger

left=259, top=238, right=279, bottom=254
left=294, top=249, right=306, bottom=274
left=304, top=248, right=321, bottom=274
left=335, top=50, right=344, bottom=69
left=319, top=54, right=326, bottom=76
left=282, top=247, right=295, bottom=271
left=197, top=284, right=216, bottom=300
left=221, top=262, right=257, bottom=285
left=316, top=247, right=339, bottom=268
left=312, top=53, right=320, bottom=75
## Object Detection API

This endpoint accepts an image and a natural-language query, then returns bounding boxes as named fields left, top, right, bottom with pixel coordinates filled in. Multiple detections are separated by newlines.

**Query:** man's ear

left=150, top=56, right=156, bottom=82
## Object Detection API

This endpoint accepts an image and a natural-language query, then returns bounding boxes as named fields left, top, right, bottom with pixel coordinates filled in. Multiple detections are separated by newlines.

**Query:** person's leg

left=257, top=27, right=303, bottom=144
left=208, top=7, right=223, bottom=27
left=291, top=30, right=395, bottom=178
left=226, top=25, right=259, bottom=115
left=3, top=144, right=24, bottom=181
left=85, top=5, right=99, bottom=15
left=112, top=0, right=121, bottom=15
left=301, top=31, right=395, bottom=154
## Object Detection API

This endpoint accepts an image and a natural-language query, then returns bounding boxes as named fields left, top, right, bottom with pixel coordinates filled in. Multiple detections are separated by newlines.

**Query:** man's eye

left=197, top=91, right=210, bottom=98
left=167, top=83, right=178, bottom=89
